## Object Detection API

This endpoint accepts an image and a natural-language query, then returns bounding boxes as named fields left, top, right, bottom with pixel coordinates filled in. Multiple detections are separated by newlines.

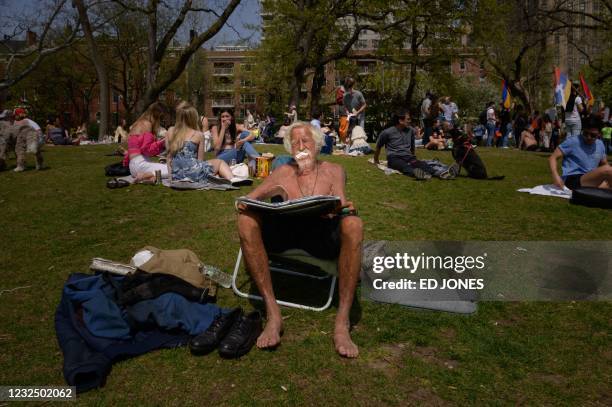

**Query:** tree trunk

left=405, top=23, right=419, bottom=114
left=73, top=0, right=109, bottom=139
left=405, top=63, right=418, bottom=114
left=509, top=80, right=532, bottom=114
left=146, top=1, right=159, bottom=90
left=289, top=62, right=306, bottom=114
left=309, top=64, right=326, bottom=116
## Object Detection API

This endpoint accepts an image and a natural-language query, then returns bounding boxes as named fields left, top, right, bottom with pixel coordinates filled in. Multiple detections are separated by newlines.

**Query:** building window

left=371, top=39, right=379, bottom=49
left=213, top=62, right=234, bottom=75
left=212, top=93, right=234, bottom=107
left=213, top=78, right=234, bottom=92
left=240, top=94, right=256, bottom=104
left=240, top=78, right=253, bottom=88
left=355, top=40, right=368, bottom=49
left=459, top=59, right=466, bottom=71
left=240, top=63, right=252, bottom=72
left=357, top=62, right=375, bottom=75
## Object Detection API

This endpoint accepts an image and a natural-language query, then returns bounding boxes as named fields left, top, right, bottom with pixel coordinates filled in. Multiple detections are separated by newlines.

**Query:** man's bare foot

left=257, top=315, right=283, bottom=349
left=334, top=324, right=359, bottom=358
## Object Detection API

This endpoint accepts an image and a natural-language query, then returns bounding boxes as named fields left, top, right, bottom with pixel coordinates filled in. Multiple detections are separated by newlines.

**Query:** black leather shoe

left=190, top=307, right=242, bottom=355
left=218, top=311, right=263, bottom=359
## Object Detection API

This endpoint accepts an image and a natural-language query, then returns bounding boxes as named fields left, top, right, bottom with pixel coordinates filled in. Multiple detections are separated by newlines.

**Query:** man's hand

left=339, top=200, right=357, bottom=215
left=235, top=201, right=248, bottom=212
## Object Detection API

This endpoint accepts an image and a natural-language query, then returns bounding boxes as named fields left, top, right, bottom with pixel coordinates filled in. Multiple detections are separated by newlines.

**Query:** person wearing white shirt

left=564, top=83, right=584, bottom=138
left=13, top=108, right=43, bottom=145
left=485, top=102, right=497, bottom=147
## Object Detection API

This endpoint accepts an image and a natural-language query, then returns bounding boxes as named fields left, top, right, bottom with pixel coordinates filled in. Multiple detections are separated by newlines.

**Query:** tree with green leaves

left=470, top=0, right=555, bottom=113
left=10, top=43, right=100, bottom=127
left=348, top=0, right=473, bottom=110
left=258, top=0, right=474, bottom=116
left=471, top=0, right=611, bottom=113
left=108, top=0, right=242, bottom=113
left=259, top=0, right=378, bottom=115
left=0, top=0, right=81, bottom=98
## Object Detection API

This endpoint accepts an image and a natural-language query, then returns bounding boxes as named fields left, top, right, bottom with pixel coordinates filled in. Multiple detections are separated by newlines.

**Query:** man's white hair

left=283, top=121, right=324, bottom=154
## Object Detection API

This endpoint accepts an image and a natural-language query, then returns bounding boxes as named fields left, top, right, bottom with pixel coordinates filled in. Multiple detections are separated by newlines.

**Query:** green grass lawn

left=0, top=144, right=610, bottom=405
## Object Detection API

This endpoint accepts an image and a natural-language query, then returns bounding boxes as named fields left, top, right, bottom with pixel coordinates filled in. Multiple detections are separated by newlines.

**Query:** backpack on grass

left=105, top=162, right=130, bottom=177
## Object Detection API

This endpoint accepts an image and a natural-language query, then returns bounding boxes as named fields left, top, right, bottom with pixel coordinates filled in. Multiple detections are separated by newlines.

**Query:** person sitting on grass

left=275, top=116, right=292, bottom=144
left=373, top=109, right=458, bottom=180
left=166, top=102, right=233, bottom=183
left=122, top=102, right=169, bottom=183
left=549, top=114, right=610, bottom=191
left=236, top=122, right=362, bottom=358
left=519, top=126, right=538, bottom=151
left=47, top=116, right=79, bottom=146
left=425, top=119, right=447, bottom=150
left=212, top=108, right=260, bottom=168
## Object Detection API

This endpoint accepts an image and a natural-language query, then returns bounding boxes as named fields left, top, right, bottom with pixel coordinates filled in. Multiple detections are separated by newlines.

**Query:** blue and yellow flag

left=554, top=67, right=572, bottom=108
left=501, top=80, right=511, bottom=109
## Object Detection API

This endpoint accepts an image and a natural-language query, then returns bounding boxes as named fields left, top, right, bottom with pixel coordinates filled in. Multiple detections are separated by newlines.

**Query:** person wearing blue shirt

left=549, top=115, right=610, bottom=190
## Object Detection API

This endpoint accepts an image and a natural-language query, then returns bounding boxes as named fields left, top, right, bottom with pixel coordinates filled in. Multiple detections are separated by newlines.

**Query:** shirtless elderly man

left=237, top=121, right=363, bottom=358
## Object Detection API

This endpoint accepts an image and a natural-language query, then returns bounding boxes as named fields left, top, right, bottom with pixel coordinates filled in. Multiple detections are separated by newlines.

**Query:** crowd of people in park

left=116, top=84, right=610, bottom=357
left=2, top=75, right=611, bottom=362
left=1, top=76, right=610, bottom=191
left=0, top=107, right=98, bottom=146
left=418, top=81, right=611, bottom=156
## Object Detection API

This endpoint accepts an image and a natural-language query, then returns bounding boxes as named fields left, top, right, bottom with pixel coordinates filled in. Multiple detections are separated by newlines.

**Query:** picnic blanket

left=517, top=184, right=572, bottom=199
left=116, top=175, right=239, bottom=191
left=367, top=158, right=401, bottom=175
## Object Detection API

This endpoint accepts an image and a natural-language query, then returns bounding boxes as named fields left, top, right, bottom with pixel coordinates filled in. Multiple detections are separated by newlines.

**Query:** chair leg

left=231, top=248, right=251, bottom=300
left=232, top=248, right=337, bottom=312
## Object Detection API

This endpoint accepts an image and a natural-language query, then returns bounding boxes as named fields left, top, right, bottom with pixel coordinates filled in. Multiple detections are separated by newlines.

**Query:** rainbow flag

left=501, top=80, right=511, bottom=109
left=579, top=73, right=594, bottom=108
left=554, top=67, right=571, bottom=108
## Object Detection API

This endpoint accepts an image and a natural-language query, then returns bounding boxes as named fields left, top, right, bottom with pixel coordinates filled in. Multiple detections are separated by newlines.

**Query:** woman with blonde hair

left=122, top=102, right=168, bottom=182
left=167, top=102, right=233, bottom=182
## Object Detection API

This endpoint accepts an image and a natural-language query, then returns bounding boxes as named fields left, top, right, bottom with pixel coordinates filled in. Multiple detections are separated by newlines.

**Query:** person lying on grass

left=236, top=122, right=363, bottom=358
left=549, top=114, right=610, bottom=191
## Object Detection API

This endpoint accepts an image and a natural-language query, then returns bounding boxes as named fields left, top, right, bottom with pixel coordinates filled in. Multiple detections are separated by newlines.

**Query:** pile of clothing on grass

left=55, top=247, right=261, bottom=394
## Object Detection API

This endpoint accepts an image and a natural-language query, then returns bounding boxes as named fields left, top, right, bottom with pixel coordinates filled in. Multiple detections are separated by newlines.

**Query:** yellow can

left=256, top=156, right=270, bottom=178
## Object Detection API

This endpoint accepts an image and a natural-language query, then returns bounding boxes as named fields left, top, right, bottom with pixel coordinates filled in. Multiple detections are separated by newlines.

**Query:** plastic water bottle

left=230, top=159, right=237, bottom=167
left=200, top=264, right=232, bottom=288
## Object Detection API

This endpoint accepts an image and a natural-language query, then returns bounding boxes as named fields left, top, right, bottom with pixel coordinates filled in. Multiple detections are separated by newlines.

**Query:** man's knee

left=340, top=216, right=363, bottom=245
left=237, top=211, right=262, bottom=240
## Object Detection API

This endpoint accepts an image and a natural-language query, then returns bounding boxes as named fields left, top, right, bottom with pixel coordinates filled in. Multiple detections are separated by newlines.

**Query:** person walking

left=342, top=77, right=367, bottom=138
left=485, top=102, right=497, bottom=147
left=564, top=82, right=584, bottom=138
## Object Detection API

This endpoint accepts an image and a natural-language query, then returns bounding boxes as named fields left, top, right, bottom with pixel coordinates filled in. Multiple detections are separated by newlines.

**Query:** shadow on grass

left=234, top=260, right=362, bottom=327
